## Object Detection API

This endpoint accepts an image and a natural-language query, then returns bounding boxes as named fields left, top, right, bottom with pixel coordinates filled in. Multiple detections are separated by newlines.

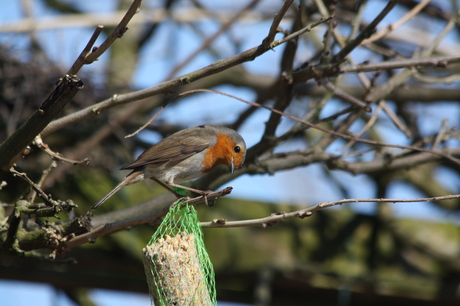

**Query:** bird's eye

left=234, top=146, right=241, bottom=153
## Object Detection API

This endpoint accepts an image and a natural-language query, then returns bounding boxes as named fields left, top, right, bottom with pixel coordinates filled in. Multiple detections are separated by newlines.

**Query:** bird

left=91, top=125, right=246, bottom=210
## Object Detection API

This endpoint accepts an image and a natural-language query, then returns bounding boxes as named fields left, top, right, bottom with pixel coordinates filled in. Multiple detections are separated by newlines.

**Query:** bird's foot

left=199, top=190, right=214, bottom=206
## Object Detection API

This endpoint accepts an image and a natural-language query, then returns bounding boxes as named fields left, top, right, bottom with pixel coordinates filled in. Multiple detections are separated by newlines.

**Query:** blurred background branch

left=0, top=0, right=459, bottom=305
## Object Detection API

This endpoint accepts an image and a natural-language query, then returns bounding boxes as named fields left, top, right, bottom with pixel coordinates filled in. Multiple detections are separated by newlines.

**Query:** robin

left=92, top=125, right=246, bottom=210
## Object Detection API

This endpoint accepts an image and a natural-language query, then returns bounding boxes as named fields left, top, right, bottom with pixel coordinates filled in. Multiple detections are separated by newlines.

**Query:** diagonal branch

left=166, top=0, right=262, bottom=79
left=332, top=0, right=399, bottom=63
left=63, top=187, right=233, bottom=251
left=171, top=89, right=460, bottom=166
left=263, top=0, right=294, bottom=46
left=0, top=1, right=143, bottom=171
left=67, top=0, right=142, bottom=75
left=41, top=16, right=331, bottom=137
left=318, top=78, right=371, bottom=112
left=0, top=75, right=84, bottom=170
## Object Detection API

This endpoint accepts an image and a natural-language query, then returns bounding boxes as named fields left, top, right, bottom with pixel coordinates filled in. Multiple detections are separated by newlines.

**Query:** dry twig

left=201, top=194, right=460, bottom=228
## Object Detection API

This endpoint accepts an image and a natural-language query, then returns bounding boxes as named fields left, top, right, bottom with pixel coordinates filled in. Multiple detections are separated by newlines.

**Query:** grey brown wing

left=120, top=128, right=215, bottom=170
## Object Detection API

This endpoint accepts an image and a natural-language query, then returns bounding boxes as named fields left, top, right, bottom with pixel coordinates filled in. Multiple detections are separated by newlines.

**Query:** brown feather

left=120, top=126, right=216, bottom=170
left=92, top=125, right=246, bottom=210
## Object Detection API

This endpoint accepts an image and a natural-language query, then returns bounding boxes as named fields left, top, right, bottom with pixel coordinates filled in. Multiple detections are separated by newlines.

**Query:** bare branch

left=332, top=0, right=399, bottom=62
left=318, top=78, right=371, bottom=112
left=201, top=194, right=460, bottom=228
left=172, top=89, right=460, bottom=166
left=263, top=0, right=294, bottom=46
left=0, top=75, right=84, bottom=170
left=166, top=0, right=262, bottom=79
left=10, top=167, right=55, bottom=206
left=64, top=187, right=233, bottom=251
left=361, top=0, right=432, bottom=45
left=340, top=55, right=460, bottom=74
left=33, top=135, right=89, bottom=165
left=66, top=25, right=104, bottom=75
left=41, top=16, right=330, bottom=137
left=67, top=0, right=143, bottom=75
left=27, top=160, right=56, bottom=203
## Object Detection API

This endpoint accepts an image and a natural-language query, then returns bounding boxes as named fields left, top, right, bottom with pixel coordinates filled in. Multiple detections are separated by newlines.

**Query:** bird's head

left=203, top=126, right=246, bottom=174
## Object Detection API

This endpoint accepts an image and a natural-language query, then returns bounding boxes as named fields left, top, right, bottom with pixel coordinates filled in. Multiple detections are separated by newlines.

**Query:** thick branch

left=63, top=187, right=233, bottom=251
left=0, top=75, right=84, bottom=170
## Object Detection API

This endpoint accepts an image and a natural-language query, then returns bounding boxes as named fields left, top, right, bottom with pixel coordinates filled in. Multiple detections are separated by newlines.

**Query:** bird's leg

left=149, top=177, right=185, bottom=198
left=151, top=177, right=214, bottom=206
left=165, top=180, right=214, bottom=206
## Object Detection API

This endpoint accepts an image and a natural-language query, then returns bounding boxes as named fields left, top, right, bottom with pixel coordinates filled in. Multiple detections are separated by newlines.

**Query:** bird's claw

left=199, top=190, right=214, bottom=206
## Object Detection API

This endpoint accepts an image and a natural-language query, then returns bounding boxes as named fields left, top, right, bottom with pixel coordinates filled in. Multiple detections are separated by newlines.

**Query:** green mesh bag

left=142, top=196, right=216, bottom=306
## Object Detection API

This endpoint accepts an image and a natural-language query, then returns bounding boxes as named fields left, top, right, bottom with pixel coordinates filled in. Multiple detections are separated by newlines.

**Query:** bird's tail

left=91, top=170, right=144, bottom=210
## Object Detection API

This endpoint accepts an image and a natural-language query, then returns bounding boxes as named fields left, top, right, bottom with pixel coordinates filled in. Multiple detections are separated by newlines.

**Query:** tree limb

left=200, top=194, right=460, bottom=228
left=0, top=75, right=84, bottom=170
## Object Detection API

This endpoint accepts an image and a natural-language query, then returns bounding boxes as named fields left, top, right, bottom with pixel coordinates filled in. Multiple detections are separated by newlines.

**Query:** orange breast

left=202, top=133, right=234, bottom=173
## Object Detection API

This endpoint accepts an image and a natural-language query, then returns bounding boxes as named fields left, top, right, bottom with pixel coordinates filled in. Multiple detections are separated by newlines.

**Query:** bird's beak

left=230, top=159, right=236, bottom=174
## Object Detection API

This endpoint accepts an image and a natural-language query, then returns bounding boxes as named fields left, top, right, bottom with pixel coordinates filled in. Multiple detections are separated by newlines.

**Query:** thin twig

left=67, top=0, right=142, bottom=75
left=28, top=160, right=56, bottom=203
left=313, top=0, right=413, bottom=141
left=380, top=100, right=413, bottom=138
left=364, top=10, right=459, bottom=105
left=33, top=135, right=90, bottom=165
left=10, top=167, right=54, bottom=206
left=172, top=88, right=460, bottom=166
left=342, top=100, right=383, bottom=152
left=332, top=0, right=398, bottom=62
left=413, top=72, right=460, bottom=84
left=166, top=0, right=261, bottom=79
left=263, top=0, right=294, bottom=46
left=42, top=16, right=331, bottom=136
left=340, top=55, right=460, bottom=73
left=125, top=106, right=165, bottom=138
left=362, top=0, right=433, bottom=45
left=432, top=119, right=449, bottom=150
left=42, top=101, right=157, bottom=188
left=318, top=78, right=371, bottom=112
left=67, top=25, right=104, bottom=75
left=200, top=194, right=460, bottom=228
